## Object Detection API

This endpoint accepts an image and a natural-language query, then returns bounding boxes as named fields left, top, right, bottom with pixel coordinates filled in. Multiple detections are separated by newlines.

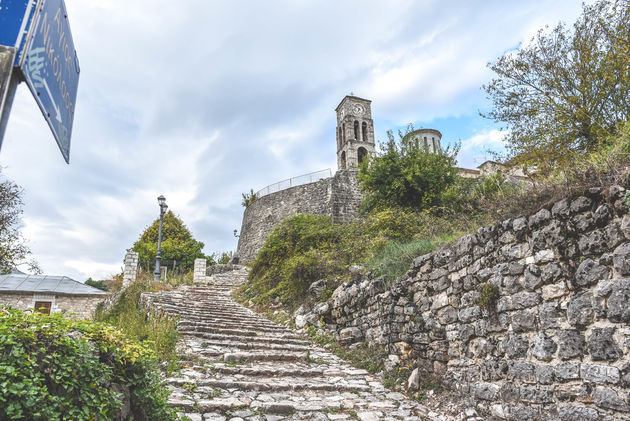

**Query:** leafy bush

left=244, top=214, right=366, bottom=308
left=358, top=125, right=459, bottom=212
left=0, top=308, right=178, bottom=420
left=133, top=211, right=207, bottom=271
left=85, top=277, right=109, bottom=291
left=95, top=273, right=179, bottom=368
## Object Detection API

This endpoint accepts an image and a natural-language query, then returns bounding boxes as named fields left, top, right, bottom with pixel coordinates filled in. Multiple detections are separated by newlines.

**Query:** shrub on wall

left=0, top=308, right=178, bottom=420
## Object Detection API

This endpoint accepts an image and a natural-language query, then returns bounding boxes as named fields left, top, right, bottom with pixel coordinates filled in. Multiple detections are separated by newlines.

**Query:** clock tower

left=335, top=95, right=375, bottom=170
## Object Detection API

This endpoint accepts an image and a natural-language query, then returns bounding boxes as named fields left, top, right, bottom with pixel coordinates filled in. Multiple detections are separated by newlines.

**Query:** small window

left=34, top=301, right=52, bottom=315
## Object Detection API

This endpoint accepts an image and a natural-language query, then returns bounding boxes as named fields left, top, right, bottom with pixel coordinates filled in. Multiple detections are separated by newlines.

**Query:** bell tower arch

left=335, top=95, right=375, bottom=170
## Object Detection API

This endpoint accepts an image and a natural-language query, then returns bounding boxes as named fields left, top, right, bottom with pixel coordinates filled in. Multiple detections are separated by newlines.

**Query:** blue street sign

left=0, top=0, right=37, bottom=63
left=21, top=0, right=79, bottom=163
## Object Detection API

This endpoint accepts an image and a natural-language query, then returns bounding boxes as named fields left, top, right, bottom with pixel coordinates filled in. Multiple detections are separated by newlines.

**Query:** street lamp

left=154, top=195, right=168, bottom=280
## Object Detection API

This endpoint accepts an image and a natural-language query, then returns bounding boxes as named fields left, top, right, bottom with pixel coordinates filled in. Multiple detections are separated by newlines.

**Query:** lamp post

left=154, top=195, right=168, bottom=280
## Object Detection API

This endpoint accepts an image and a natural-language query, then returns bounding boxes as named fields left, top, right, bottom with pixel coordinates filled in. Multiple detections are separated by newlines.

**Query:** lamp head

left=157, top=195, right=166, bottom=206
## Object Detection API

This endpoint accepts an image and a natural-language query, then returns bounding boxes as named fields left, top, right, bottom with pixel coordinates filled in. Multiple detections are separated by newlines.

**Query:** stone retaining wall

left=310, top=185, right=630, bottom=420
left=236, top=170, right=361, bottom=262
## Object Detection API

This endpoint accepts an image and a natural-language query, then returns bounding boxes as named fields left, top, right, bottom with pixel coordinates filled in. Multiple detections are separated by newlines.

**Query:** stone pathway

left=143, top=267, right=453, bottom=421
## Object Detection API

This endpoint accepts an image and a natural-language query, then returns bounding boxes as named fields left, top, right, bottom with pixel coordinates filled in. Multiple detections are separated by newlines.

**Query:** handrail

left=255, top=169, right=332, bottom=198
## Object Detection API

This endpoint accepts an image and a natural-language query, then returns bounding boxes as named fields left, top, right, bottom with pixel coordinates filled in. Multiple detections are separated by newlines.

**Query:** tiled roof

left=0, top=274, right=108, bottom=296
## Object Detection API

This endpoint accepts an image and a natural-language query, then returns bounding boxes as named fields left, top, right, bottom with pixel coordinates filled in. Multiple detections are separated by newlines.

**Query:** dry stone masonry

left=236, top=170, right=361, bottom=262
left=304, top=185, right=630, bottom=420
left=141, top=267, right=453, bottom=420
left=122, top=250, right=139, bottom=288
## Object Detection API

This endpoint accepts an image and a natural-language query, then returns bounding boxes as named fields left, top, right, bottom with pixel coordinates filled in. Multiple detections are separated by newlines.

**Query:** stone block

left=474, top=382, right=500, bottom=401
left=511, top=310, right=537, bottom=333
left=567, top=292, right=594, bottom=327
left=607, top=278, right=630, bottom=322
left=571, top=196, right=592, bottom=213
left=531, top=332, right=557, bottom=361
left=508, top=361, right=535, bottom=382
left=519, top=385, right=553, bottom=403
left=558, top=330, right=586, bottom=360
left=551, top=199, right=570, bottom=219
left=588, top=328, right=622, bottom=361
left=558, top=406, right=600, bottom=421
left=555, top=362, right=580, bottom=381
left=539, top=301, right=561, bottom=328
left=592, top=386, right=629, bottom=412
left=339, top=327, right=362, bottom=344
left=542, top=282, right=567, bottom=301
left=502, top=334, right=529, bottom=358
left=535, top=365, right=554, bottom=384
left=582, top=364, right=620, bottom=384
left=613, top=243, right=630, bottom=275
left=575, top=258, right=610, bottom=287
left=529, top=208, right=551, bottom=228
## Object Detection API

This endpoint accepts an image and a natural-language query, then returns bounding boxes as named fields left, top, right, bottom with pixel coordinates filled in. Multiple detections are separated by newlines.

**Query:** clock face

left=353, top=104, right=365, bottom=115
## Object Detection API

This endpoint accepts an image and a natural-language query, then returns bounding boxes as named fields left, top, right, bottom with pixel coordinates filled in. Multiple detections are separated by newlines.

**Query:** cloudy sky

left=1, top=0, right=583, bottom=280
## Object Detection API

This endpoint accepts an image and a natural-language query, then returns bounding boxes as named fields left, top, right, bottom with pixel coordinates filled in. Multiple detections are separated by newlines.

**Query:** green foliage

left=244, top=214, right=367, bottom=309
left=358, top=124, right=459, bottom=212
left=304, top=325, right=387, bottom=374
left=482, top=0, right=630, bottom=172
left=0, top=170, right=40, bottom=275
left=95, top=273, right=179, bottom=369
left=133, top=211, right=206, bottom=271
left=477, top=282, right=500, bottom=309
left=85, top=277, right=109, bottom=291
left=366, top=238, right=441, bottom=281
left=241, top=189, right=258, bottom=207
left=0, top=308, right=178, bottom=420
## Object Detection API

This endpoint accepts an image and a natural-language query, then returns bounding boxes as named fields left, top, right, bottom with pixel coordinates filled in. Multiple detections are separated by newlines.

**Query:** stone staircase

left=142, top=267, right=451, bottom=421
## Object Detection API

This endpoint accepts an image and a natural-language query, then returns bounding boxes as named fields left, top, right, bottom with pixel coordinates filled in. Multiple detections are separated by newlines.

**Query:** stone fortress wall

left=236, top=170, right=361, bottom=262
left=303, top=185, right=630, bottom=420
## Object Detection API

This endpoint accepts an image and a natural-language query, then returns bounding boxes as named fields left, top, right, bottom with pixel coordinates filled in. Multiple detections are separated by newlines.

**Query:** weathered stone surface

left=567, top=292, right=594, bottom=327
left=531, top=332, right=557, bottom=361
left=529, top=208, right=551, bottom=228
left=508, top=361, right=535, bottom=382
left=339, top=327, right=363, bottom=344
left=522, top=265, right=541, bottom=290
left=502, top=334, right=529, bottom=358
left=535, top=365, right=554, bottom=384
left=551, top=199, right=570, bottom=219
left=575, top=258, right=610, bottom=287
left=558, top=406, right=600, bottom=421
left=588, top=328, right=622, bottom=361
left=474, top=382, right=500, bottom=400
left=557, top=330, right=586, bottom=360
left=582, top=364, right=620, bottom=384
left=511, top=310, right=537, bottom=333
left=555, top=362, right=580, bottom=381
left=571, top=196, right=592, bottom=213
left=613, top=243, right=630, bottom=275
left=539, top=301, right=561, bottom=328
left=607, top=278, right=630, bottom=322
left=592, top=386, right=630, bottom=412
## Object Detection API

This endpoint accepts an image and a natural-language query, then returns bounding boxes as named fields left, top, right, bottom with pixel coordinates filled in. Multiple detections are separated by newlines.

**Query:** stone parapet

left=308, top=184, right=630, bottom=420
left=236, top=170, right=362, bottom=262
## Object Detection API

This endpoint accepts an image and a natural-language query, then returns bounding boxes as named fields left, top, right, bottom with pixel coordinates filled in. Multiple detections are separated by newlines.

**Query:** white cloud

left=0, top=0, right=584, bottom=281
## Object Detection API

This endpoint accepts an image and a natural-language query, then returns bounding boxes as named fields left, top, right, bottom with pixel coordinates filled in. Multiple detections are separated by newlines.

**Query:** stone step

left=194, top=339, right=311, bottom=352
left=167, top=377, right=371, bottom=393
left=178, top=324, right=301, bottom=339
left=178, top=330, right=310, bottom=346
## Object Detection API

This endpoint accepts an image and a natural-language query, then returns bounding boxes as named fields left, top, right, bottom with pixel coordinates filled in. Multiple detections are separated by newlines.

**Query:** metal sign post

left=0, top=0, right=79, bottom=163
left=0, top=45, right=17, bottom=149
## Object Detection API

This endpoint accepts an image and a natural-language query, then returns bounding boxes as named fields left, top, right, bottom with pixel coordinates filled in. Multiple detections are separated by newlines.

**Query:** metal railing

left=255, top=169, right=332, bottom=198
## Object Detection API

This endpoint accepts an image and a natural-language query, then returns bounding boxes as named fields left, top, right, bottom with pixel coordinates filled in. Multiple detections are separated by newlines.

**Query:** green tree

left=0, top=170, right=39, bottom=274
left=358, top=125, right=459, bottom=211
left=133, top=211, right=206, bottom=271
left=482, top=0, right=630, bottom=172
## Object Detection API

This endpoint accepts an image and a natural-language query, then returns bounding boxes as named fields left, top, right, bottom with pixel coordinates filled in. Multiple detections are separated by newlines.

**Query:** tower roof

left=335, top=95, right=372, bottom=111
